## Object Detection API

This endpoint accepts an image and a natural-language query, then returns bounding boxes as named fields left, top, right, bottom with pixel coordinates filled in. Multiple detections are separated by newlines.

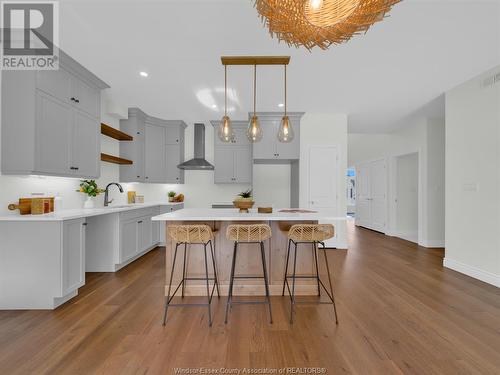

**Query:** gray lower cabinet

left=119, top=208, right=157, bottom=263
left=62, top=218, right=86, bottom=295
left=212, top=120, right=252, bottom=184
left=120, top=108, right=186, bottom=183
left=252, top=112, right=303, bottom=161
left=120, top=220, right=138, bottom=262
left=1, top=51, right=109, bottom=178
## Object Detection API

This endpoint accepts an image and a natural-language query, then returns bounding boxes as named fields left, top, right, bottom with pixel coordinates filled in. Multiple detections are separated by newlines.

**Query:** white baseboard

left=393, top=230, right=418, bottom=244
left=419, top=239, right=445, bottom=248
left=444, top=258, right=500, bottom=288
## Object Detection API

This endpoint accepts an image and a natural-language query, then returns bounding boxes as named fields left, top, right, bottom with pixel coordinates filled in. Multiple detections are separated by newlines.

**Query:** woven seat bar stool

left=224, top=224, right=273, bottom=324
left=162, top=224, right=220, bottom=327
left=282, top=224, right=339, bottom=324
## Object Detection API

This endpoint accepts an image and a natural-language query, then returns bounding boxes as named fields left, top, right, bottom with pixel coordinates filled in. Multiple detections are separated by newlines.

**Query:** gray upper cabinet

left=251, top=112, right=304, bottom=162
left=1, top=51, right=109, bottom=178
left=120, top=109, right=186, bottom=184
left=211, top=120, right=252, bottom=184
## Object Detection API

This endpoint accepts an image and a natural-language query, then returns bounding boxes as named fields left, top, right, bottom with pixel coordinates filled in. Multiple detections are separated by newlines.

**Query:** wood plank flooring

left=1, top=221, right=500, bottom=374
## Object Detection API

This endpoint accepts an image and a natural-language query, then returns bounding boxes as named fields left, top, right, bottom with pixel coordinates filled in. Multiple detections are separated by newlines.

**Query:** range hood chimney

left=177, top=123, right=214, bottom=170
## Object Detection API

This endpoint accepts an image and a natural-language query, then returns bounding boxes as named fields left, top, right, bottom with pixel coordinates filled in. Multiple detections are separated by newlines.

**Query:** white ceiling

left=59, top=0, right=500, bottom=133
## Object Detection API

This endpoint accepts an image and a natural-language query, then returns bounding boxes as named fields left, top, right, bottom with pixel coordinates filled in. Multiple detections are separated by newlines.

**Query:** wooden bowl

left=258, top=207, right=273, bottom=214
left=233, top=200, right=254, bottom=213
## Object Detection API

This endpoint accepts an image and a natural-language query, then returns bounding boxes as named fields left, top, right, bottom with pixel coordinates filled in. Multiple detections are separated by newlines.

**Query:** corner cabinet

left=252, top=112, right=304, bottom=162
left=1, top=51, right=109, bottom=178
left=211, top=120, right=252, bottom=184
left=120, top=108, right=186, bottom=183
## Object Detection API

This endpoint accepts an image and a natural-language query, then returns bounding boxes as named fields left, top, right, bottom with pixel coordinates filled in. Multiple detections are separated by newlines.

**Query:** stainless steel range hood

left=177, top=123, right=214, bottom=170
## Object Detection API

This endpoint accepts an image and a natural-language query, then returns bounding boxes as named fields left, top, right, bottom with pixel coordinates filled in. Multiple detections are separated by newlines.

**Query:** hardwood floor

left=1, top=221, right=500, bottom=374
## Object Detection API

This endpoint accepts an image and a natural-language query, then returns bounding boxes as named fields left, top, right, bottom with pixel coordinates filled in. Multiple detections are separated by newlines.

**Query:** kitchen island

left=152, top=208, right=346, bottom=296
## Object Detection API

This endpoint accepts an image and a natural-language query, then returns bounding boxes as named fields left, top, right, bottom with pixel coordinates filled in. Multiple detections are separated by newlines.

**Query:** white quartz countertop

left=0, top=202, right=184, bottom=222
left=152, top=208, right=346, bottom=222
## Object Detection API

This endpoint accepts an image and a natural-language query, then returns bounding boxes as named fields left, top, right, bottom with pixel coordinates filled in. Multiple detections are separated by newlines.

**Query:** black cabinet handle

left=70, top=97, right=76, bottom=102
left=138, top=220, right=143, bottom=224
left=70, top=166, right=79, bottom=170
left=145, top=176, right=149, bottom=179
left=176, top=177, right=179, bottom=180
left=137, top=176, right=140, bottom=178
left=82, top=223, right=87, bottom=226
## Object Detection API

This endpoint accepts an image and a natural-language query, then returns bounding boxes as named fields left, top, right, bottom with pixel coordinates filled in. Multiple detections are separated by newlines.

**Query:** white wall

left=299, top=113, right=348, bottom=249
left=444, top=65, right=500, bottom=287
left=348, top=116, right=445, bottom=247
left=396, top=152, right=419, bottom=242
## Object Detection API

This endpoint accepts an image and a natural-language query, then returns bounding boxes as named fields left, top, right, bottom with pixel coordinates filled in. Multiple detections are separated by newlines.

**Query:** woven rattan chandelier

left=255, top=0, right=401, bottom=50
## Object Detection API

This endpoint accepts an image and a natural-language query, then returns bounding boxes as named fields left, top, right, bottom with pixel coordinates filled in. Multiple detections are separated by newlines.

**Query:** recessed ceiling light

left=278, top=103, right=284, bottom=107
left=139, top=71, right=148, bottom=77
left=212, top=104, right=217, bottom=109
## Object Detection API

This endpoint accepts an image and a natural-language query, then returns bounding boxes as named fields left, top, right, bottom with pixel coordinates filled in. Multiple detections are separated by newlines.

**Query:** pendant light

left=278, top=64, right=294, bottom=143
left=247, top=64, right=263, bottom=143
left=218, top=65, right=234, bottom=142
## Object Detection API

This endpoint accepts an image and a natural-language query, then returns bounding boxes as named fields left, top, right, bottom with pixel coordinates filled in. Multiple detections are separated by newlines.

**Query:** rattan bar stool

left=162, top=224, right=220, bottom=327
left=282, top=224, right=339, bottom=324
left=224, top=224, right=273, bottom=324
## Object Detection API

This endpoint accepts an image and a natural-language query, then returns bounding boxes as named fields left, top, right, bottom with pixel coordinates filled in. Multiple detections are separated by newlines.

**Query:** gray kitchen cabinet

left=35, top=91, right=73, bottom=175
left=1, top=50, right=109, bottom=178
left=120, top=219, right=138, bottom=262
left=211, top=120, right=252, bottom=184
left=62, top=218, right=86, bottom=296
left=251, top=112, right=304, bottom=162
left=166, top=144, right=184, bottom=183
left=214, top=147, right=235, bottom=183
left=120, top=109, right=186, bottom=184
left=73, top=110, right=100, bottom=178
left=145, top=123, right=167, bottom=183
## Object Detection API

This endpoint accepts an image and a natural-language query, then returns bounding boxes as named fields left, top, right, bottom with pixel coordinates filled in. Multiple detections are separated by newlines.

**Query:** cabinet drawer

left=119, top=206, right=157, bottom=222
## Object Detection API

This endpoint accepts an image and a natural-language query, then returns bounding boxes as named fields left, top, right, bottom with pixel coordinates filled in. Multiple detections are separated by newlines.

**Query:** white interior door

left=355, top=159, right=387, bottom=233
left=308, top=146, right=338, bottom=210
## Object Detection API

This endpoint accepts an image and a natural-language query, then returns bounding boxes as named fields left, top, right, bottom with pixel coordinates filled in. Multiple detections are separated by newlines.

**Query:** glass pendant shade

left=278, top=115, right=294, bottom=143
left=218, top=115, right=234, bottom=142
left=247, top=115, right=263, bottom=143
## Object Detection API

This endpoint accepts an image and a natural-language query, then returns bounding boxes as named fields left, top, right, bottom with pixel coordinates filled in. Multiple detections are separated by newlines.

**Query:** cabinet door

left=121, top=220, right=138, bottom=262
left=35, top=91, right=73, bottom=175
left=214, top=147, right=235, bottom=183
left=152, top=208, right=160, bottom=245
left=144, top=124, right=166, bottom=183
left=252, top=119, right=278, bottom=160
left=73, top=77, right=99, bottom=118
left=62, top=218, right=86, bottom=295
left=72, top=110, right=100, bottom=178
left=36, top=68, right=72, bottom=105
left=139, top=217, right=152, bottom=252
left=166, top=126, right=182, bottom=145
left=166, top=144, right=183, bottom=183
left=276, top=117, right=300, bottom=159
left=234, top=147, right=252, bottom=184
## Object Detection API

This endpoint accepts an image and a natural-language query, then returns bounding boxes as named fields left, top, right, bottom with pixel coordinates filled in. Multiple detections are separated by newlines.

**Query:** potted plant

left=233, top=189, right=254, bottom=213
left=168, top=191, right=176, bottom=202
left=76, top=180, right=104, bottom=209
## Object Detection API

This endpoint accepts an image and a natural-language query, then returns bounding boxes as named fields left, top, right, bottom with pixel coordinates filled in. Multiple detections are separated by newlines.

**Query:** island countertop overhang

left=151, top=208, right=346, bottom=222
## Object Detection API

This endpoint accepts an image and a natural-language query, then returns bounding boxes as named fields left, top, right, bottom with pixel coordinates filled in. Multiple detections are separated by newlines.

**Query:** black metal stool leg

left=282, top=239, right=291, bottom=296
left=260, top=241, right=273, bottom=324
left=163, top=243, right=180, bottom=325
left=181, top=243, right=187, bottom=298
left=322, top=245, right=339, bottom=324
left=290, top=241, right=298, bottom=324
left=209, top=240, right=220, bottom=298
left=203, top=243, right=213, bottom=327
left=313, top=242, right=321, bottom=297
left=224, top=242, right=238, bottom=323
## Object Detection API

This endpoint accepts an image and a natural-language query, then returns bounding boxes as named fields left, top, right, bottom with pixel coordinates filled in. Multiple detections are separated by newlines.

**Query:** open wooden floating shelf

left=101, top=123, right=133, bottom=141
left=101, top=153, right=133, bottom=165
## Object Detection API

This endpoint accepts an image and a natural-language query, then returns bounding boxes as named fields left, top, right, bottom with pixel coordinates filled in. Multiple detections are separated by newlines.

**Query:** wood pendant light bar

left=221, top=56, right=290, bottom=66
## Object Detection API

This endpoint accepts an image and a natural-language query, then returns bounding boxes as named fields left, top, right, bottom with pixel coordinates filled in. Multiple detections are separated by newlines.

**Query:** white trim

left=419, top=239, right=445, bottom=248
left=393, top=230, right=418, bottom=243
left=444, top=258, right=500, bottom=287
